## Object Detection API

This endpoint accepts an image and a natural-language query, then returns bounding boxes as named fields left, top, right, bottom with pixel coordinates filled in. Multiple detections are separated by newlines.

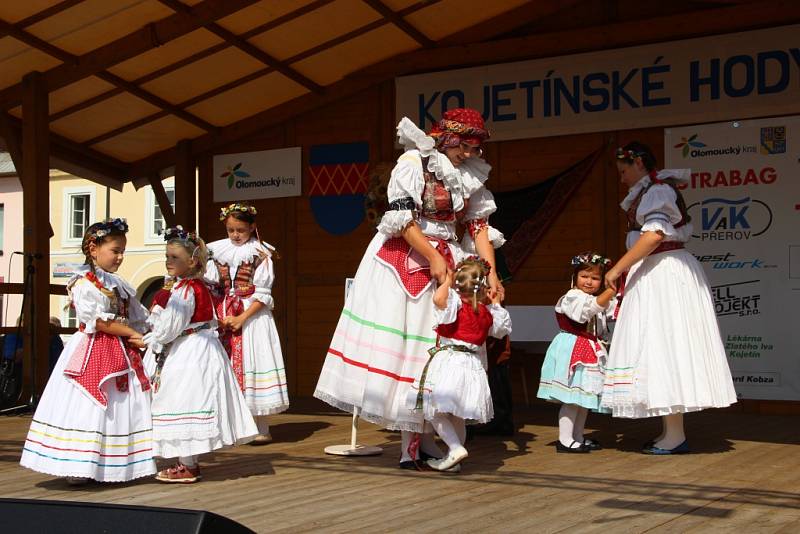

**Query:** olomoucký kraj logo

left=674, top=134, right=706, bottom=158
left=220, top=163, right=250, bottom=189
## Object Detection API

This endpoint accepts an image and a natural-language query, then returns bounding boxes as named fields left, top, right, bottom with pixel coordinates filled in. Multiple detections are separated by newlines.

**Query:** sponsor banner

left=665, top=115, right=800, bottom=400
left=213, top=147, right=301, bottom=202
left=53, top=262, right=84, bottom=278
left=397, top=25, right=800, bottom=141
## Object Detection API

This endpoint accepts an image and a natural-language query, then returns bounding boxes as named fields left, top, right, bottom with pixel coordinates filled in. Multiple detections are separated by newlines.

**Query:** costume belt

left=414, top=344, right=473, bottom=410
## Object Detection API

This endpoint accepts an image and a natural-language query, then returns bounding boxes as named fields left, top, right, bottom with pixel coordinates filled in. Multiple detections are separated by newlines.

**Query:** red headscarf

left=428, top=108, right=489, bottom=149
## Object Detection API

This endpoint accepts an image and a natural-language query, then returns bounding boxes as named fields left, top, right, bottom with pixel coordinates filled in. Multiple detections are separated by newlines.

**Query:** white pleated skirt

left=601, top=249, right=737, bottom=418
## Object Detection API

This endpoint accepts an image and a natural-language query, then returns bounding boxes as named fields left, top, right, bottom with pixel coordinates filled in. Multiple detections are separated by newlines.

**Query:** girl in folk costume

left=537, top=252, right=616, bottom=453
left=20, top=219, right=156, bottom=484
left=408, top=257, right=512, bottom=471
left=602, top=142, right=737, bottom=454
left=206, top=203, right=288, bottom=444
left=143, top=227, right=257, bottom=483
left=314, top=109, right=506, bottom=468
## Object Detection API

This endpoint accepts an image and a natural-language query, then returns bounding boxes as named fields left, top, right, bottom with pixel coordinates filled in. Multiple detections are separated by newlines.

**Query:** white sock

left=400, top=430, right=415, bottom=462
left=179, top=455, right=197, bottom=468
left=573, top=407, right=589, bottom=443
left=432, top=414, right=463, bottom=452
left=558, top=404, right=580, bottom=448
left=255, top=415, right=270, bottom=436
left=655, top=413, right=686, bottom=449
left=420, top=422, right=445, bottom=458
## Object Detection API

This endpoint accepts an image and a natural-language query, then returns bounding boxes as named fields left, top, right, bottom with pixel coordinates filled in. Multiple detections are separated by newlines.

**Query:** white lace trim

left=620, top=169, right=691, bottom=210
left=206, top=238, right=273, bottom=269
left=71, top=265, right=136, bottom=298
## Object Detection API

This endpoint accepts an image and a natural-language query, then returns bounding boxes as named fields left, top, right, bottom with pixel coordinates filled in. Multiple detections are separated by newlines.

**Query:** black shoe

left=642, top=440, right=655, bottom=450
left=582, top=438, right=602, bottom=451
left=398, top=460, right=422, bottom=470
left=555, top=440, right=590, bottom=453
left=419, top=450, right=442, bottom=461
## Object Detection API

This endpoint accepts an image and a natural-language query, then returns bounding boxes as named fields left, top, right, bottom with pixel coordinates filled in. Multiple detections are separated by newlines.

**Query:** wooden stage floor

left=1, top=402, right=799, bottom=533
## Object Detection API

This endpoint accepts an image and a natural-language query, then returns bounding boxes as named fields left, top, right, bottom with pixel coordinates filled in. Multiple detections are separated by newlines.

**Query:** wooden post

left=21, top=71, right=51, bottom=398
left=147, top=173, right=176, bottom=228
left=174, top=139, right=196, bottom=228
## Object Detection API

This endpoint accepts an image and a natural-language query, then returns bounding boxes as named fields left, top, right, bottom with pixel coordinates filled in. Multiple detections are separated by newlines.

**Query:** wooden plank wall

left=197, top=81, right=672, bottom=399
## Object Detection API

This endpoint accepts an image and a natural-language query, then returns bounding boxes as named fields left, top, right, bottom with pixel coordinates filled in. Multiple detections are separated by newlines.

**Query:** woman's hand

left=487, top=271, right=505, bottom=302
left=605, top=267, right=622, bottom=292
left=128, top=334, right=146, bottom=350
left=429, top=253, right=449, bottom=284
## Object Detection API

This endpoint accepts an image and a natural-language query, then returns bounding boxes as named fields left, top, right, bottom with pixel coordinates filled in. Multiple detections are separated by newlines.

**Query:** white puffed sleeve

left=250, top=256, right=275, bottom=310
left=487, top=304, right=512, bottom=339
left=204, top=259, right=220, bottom=285
left=70, top=279, right=116, bottom=334
left=637, top=185, right=683, bottom=237
left=460, top=187, right=506, bottom=252
left=142, top=286, right=194, bottom=353
left=434, top=288, right=462, bottom=326
left=555, top=289, right=606, bottom=323
left=126, top=298, right=149, bottom=334
left=376, top=152, right=424, bottom=236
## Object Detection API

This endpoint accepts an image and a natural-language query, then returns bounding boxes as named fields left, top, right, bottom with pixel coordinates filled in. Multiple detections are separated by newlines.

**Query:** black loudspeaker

left=0, top=498, right=255, bottom=534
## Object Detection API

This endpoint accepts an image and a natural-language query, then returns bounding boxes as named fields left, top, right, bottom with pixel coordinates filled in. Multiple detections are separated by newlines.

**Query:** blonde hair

left=167, top=236, right=209, bottom=278
left=454, top=258, right=489, bottom=312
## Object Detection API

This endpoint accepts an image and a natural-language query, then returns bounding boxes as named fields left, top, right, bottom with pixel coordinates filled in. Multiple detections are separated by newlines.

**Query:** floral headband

left=89, top=218, right=128, bottom=240
left=571, top=252, right=612, bottom=268
left=455, top=255, right=492, bottom=276
left=615, top=147, right=646, bottom=160
left=162, top=225, right=199, bottom=244
left=219, top=203, right=257, bottom=221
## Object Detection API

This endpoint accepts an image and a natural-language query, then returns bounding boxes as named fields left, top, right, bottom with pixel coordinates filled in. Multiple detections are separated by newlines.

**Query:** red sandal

left=155, top=463, right=202, bottom=484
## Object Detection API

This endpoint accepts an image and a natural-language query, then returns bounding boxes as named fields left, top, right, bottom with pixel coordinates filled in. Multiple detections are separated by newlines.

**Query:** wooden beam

left=77, top=1, right=441, bottom=147
left=435, top=0, right=586, bottom=46
left=21, top=71, right=51, bottom=398
left=173, top=139, right=196, bottom=228
left=0, top=20, right=218, bottom=135
left=148, top=174, right=177, bottom=228
left=157, top=0, right=323, bottom=93
left=49, top=0, right=335, bottom=123
left=128, top=0, right=800, bottom=178
left=0, top=113, right=23, bottom=172
left=0, top=0, right=261, bottom=110
left=13, top=0, right=85, bottom=30
left=362, top=0, right=434, bottom=47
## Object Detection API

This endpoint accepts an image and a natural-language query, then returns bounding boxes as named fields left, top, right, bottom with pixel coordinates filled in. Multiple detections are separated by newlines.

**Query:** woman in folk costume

left=602, top=142, right=737, bottom=454
left=20, top=219, right=156, bottom=484
left=206, top=204, right=288, bottom=444
left=314, top=108, right=506, bottom=468
left=537, top=252, right=616, bottom=453
left=143, top=227, right=257, bottom=483
left=408, top=257, right=512, bottom=471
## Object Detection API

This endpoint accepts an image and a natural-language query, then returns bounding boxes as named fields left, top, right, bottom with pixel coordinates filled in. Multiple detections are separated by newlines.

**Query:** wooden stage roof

left=2, top=0, right=800, bottom=188
left=2, top=403, right=799, bottom=532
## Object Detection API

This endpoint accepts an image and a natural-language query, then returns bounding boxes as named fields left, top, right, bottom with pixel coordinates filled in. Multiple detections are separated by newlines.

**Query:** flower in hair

left=455, top=255, right=492, bottom=276
left=162, top=225, right=199, bottom=244
left=616, top=147, right=646, bottom=160
left=89, top=218, right=128, bottom=241
left=571, top=252, right=612, bottom=268
left=219, top=203, right=257, bottom=221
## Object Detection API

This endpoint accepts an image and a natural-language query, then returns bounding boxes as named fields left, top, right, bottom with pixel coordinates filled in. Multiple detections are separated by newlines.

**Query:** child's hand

left=490, top=291, right=502, bottom=305
left=227, top=315, right=246, bottom=332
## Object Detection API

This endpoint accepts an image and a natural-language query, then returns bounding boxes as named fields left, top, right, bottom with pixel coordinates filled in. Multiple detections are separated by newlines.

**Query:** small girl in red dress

left=408, top=257, right=512, bottom=471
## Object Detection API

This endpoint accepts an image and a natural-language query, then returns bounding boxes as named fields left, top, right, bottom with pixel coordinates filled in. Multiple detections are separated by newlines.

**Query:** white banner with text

left=665, top=116, right=800, bottom=400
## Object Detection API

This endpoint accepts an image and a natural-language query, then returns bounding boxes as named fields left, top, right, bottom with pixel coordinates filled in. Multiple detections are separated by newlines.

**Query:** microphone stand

left=1, top=252, right=41, bottom=415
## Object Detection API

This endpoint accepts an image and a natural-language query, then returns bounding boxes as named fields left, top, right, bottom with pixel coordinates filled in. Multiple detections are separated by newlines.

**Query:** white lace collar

left=72, top=265, right=136, bottom=297
left=396, top=117, right=491, bottom=206
left=620, top=169, right=690, bottom=210
left=207, top=237, right=273, bottom=269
